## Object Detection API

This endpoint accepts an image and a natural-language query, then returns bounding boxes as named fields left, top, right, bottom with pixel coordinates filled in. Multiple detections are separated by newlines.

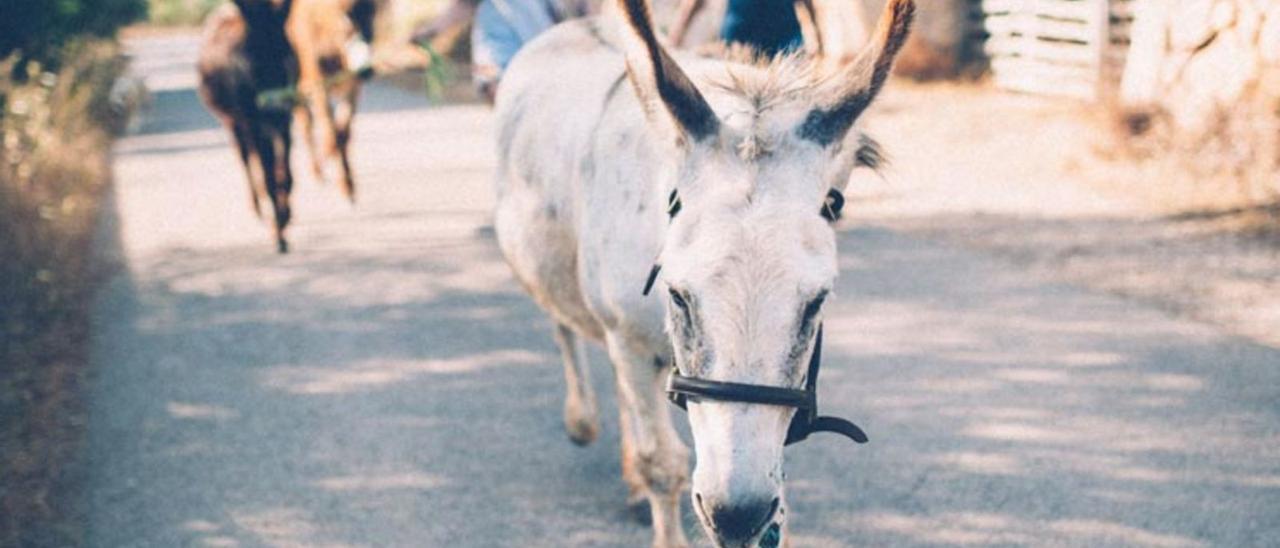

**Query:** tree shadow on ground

left=84, top=193, right=1280, bottom=547
left=85, top=200, right=698, bottom=547
left=880, top=210, right=1280, bottom=351
left=779, top=225, right=1280, bottom=547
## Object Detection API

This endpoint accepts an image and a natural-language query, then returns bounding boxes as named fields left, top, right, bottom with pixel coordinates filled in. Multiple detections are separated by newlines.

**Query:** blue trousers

left=720, top=0, right=802, bottom=56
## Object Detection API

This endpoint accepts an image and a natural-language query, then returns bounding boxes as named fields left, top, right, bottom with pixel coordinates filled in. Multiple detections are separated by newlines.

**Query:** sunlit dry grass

left=146, top=0, right=223, bottom=27
left=1092, top=88, right=1280, bottom=228
left=0, top=42, right=130, bottom=546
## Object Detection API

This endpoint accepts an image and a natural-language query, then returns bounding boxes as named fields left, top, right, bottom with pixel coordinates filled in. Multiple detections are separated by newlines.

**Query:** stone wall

left=1121, top=0, right=1280, bottom=133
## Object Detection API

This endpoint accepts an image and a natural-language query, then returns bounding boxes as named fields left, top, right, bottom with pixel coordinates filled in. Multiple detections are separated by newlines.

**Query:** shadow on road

left=86, top=200, right=688, bottom=546
left=882, top=211, right=1280, bottom=350
left=85, top=33, right=1280, bottom=547
left=85, top=206, right=1280, bottom=546
left=778, top=227, right=1280, bottom=546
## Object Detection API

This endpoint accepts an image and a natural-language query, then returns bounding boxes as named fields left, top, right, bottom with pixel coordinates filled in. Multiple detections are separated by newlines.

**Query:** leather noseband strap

left=666, top=325, right=868, bottom=446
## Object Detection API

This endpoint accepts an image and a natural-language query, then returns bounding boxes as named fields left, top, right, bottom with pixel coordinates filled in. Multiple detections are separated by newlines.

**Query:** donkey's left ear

left=798, top=0, right=914, bottom=147
left=614, top=0, right=719, bottom=144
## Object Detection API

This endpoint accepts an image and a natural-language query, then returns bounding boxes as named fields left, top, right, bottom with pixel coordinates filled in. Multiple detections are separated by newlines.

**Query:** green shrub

left=0, top=41, right=127, bottom=547
left=147, top=0, right=225, bottom=26
left=0, top=0, right=146, bottom=64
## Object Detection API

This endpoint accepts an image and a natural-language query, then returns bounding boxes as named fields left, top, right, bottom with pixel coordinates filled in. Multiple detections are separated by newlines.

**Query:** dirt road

left=82, top=35, right=1280, bottom=547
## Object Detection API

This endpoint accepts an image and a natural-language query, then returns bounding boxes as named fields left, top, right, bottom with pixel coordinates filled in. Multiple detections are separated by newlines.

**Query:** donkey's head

left=615, top=0, right=913, bottom=545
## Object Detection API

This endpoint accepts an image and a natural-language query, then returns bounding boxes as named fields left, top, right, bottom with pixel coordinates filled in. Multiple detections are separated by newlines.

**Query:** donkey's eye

left=801, top=291, right=828, bottom=327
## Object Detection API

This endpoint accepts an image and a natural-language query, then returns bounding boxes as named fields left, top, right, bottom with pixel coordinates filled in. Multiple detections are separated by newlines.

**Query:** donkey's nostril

left=707, top=495, right=779, bottom=543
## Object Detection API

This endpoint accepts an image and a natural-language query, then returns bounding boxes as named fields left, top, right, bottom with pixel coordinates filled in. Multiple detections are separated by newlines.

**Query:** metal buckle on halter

left=665, top=326, right=868, bottom=446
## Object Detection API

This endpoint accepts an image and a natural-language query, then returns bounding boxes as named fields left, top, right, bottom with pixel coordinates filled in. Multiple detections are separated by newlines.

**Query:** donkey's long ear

left=798, top=0, right=914, bottom=146
left=615, top=0, right=719, bottom=143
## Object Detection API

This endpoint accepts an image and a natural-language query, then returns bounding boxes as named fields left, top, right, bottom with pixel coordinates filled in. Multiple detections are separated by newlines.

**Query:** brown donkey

left=198, top=0, right=299, bottom=253
left=287, top=0, right=380, bottom=203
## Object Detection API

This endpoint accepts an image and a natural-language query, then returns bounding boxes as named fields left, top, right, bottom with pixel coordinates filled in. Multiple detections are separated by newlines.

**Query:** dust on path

left=854, top=81, right=1280, bottom=349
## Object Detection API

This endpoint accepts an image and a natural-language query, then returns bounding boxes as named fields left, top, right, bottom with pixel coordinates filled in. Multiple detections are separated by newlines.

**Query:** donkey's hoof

left=564, top=415, right=598, bottom=446
left=651, top=537, right=689, bottom=548
left=626, top=492, right=651, bottom=525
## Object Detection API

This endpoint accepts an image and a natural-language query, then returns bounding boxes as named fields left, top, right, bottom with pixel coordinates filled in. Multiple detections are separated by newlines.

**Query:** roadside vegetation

left=1101, top=2, right=1279, bottom=229
left=1096, top=84, right=1280, bottom=232
left=1, top=1, right=143, bottom=545
left=146, top=0, right=223, bottom=27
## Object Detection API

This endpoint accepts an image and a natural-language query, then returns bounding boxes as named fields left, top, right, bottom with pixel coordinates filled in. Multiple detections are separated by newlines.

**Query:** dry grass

left=0, top=42, right=129, bottom=547
left=146, top=0, right=223, bottom=27
left=1087, top=83, right=1280, bottom=231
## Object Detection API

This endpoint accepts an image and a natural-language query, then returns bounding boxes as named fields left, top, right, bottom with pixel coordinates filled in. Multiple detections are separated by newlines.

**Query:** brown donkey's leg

left=288, top=19, right=336, bottom=185
left=273, top=126, right=294, bottom=253
left=333, top=84, right=360, bottom=203
left=231, top=121, right=264, bottom=218
left=296, top=105, right=327, bottom=183
left=252, top=121, right=293, bottom=253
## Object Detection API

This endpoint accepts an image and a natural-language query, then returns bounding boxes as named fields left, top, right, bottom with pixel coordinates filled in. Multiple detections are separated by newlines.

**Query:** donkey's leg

left=309, top=84, right=338, bottom=158
left=272, top=126, right=295, bottom=253
left=616, top=391, right=652, bottom=522
left=605, top=332, right=690, bottom=548
left=252, top=122, right=292, bottom=253
left=332, top=85, right=359, bottom=203
left=287, top=23, right=332, bottom=184
left=230, top=122, right=263, bottom=218
left=551, top=323, right=599, bottom=445
left=295, top=106, right=326, bottom=183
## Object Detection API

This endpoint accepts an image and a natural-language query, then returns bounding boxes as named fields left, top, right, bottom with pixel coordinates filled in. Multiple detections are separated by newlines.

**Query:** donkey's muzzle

left=699, top=493, right=779, bottom=546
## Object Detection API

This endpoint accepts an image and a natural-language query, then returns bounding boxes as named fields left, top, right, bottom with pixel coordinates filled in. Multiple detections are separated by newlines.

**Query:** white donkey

left=493, top=0, right=914, bottom=545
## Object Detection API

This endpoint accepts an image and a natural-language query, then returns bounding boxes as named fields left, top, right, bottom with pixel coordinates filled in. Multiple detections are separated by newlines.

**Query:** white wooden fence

left=981, top=0, right=1134, bottom=99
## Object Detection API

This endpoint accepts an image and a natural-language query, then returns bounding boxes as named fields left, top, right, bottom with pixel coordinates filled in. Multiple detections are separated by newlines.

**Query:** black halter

left=666, top=325, right=868, bottom=445
left=649, top=187, right=866, bottom=446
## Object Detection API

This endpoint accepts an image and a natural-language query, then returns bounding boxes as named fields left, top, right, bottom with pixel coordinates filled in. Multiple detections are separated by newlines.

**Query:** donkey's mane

left=688, top=47, right=884, bottom=170
left=686, top=49, right=809, bottom=160
left=702, top=49, right=815, bottom=108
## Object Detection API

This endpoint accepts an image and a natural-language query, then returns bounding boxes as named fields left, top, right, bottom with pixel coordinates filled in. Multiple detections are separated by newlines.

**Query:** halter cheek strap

left=666, top=325, right=868, bottom=446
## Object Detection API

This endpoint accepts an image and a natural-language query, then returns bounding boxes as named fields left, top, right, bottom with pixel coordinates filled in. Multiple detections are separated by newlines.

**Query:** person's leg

left=470, top=0, right=562, bottom=102
left=470, top=0, right=523, bottom=102
left=720, top=0, right=803, bottom=56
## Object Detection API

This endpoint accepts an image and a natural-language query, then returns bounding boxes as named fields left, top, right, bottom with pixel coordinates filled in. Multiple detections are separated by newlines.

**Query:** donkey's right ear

left=798, top=0, right=914, bottom=147
left=614, top=0, right=719, bottom=144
